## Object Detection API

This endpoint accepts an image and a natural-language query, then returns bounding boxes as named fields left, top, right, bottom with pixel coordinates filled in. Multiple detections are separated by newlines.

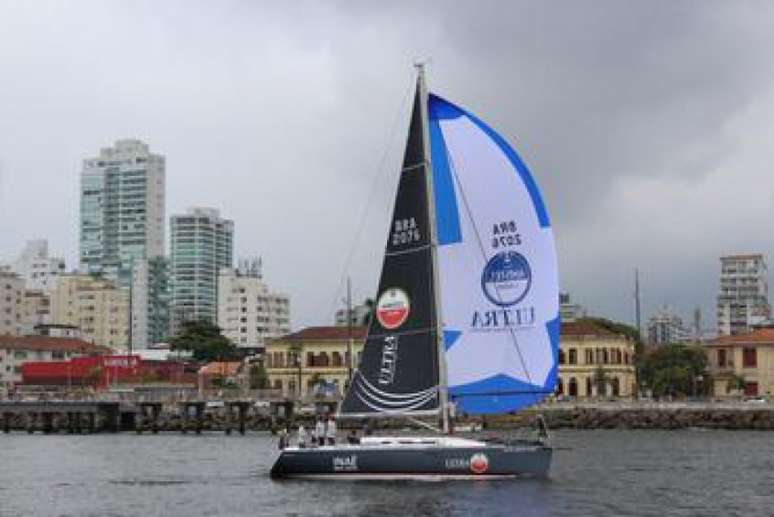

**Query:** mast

left=416, top=63, right=449, bottom=434
left=346, top=276, right=354, bottom=387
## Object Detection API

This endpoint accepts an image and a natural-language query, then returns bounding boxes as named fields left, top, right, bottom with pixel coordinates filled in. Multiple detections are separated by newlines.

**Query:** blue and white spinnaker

left=429, top=94, right=559, bottom=414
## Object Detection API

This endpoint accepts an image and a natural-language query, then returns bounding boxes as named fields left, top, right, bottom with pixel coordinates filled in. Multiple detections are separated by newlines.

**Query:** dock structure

left=0, top=401, right=121, bottom=434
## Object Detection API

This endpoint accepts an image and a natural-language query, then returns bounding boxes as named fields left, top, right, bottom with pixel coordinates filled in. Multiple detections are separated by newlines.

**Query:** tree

left=638, top=343, right=708, bottom=398
left=249, top=364, right=269, bottom=390
left=169, top=320, right=241, bottom=362
left=726, top=374, right=745, bottom=395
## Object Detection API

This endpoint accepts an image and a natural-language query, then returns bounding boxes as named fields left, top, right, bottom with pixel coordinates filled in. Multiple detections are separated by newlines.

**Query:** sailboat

left=270, top=65, right=559, bottom=479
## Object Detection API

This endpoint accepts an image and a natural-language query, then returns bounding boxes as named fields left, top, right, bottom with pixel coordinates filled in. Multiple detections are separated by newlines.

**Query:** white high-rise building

left=80, top=139, right=166, bottom=347
left=559, top=292, right=586, bottom=323
left=170, top=207, right=234, bottom=334
left=717, top=254, right=771, bottom=336
left=218, top=259, right=290, bottom=353
left=647, top=305, right=691, bottom=346
left=334, top=303, right=372, bottom=327
left=80, top=139, right=165, bottom=277
left=12, top=240, right=66, bottom=291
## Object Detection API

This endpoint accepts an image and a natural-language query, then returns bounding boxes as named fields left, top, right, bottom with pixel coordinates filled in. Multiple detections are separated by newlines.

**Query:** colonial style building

left=707, top=327, right=774, bottom=397
left=557, top=320, right=637, bottom=398
left=265, top=326, right=366, bottom=399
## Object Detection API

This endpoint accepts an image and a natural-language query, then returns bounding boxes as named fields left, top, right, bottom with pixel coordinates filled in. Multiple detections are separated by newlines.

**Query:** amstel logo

left=376, top=288, right=410, bottom=330
left=469, top=453, right=489, bottom=474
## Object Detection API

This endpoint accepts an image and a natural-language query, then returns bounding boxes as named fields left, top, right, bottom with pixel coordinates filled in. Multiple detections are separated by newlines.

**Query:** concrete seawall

left=481, top=402, right=774, bottom=430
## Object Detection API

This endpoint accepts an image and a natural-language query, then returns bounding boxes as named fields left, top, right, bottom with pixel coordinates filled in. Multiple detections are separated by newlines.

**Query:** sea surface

left=0, top=429, right=772, bottom=517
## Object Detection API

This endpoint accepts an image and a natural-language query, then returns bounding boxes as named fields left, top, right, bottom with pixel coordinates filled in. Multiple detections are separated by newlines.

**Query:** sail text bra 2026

left=271, top=66, right=558, bottom=480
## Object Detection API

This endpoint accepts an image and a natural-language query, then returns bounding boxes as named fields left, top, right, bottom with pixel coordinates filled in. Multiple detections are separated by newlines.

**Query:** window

left=744, top=382, right=759, bottom=397
left=718, top=349, right=727, bottom=367
left=585, top=349, right=594, bottom=364
left=558, top=350, right=565, bottom=364
left=568, top=348, right=577, bottom=365
left=13, top=351, right=27, bottom=360
left=743, top=348, right=757, bottom=368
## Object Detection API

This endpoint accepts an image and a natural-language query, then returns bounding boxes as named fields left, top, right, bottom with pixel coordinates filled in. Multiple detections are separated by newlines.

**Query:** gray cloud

left=2, top=0, right=774, bottom=331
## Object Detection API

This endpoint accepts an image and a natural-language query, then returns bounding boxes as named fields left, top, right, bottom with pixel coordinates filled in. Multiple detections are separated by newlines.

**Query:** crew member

left=315, top=416, right=326, bottom=447
left=326, top=415, right=337, bottom=445
left=297, top=424, right=307, bottom=448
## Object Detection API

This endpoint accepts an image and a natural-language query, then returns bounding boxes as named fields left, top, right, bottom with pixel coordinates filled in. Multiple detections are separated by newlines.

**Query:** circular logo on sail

left=470, top=453, right=489, bottom=474
left=481, top=251, right=531, bottom=306
left=376, top=288, right=410, bottom=329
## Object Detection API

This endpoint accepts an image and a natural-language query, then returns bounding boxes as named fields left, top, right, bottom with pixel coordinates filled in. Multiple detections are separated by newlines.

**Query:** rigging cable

left=326, top=72, right=417, bottom=320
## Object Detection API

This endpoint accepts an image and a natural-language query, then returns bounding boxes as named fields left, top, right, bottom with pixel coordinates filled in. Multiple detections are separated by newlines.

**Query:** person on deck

left=315, top=416, right=326, bottom=447
left=326, top=416, right=337, bottom=445
left=297, top=424, right=307, bottom=448
left=278, top=428, right=289, bottom=450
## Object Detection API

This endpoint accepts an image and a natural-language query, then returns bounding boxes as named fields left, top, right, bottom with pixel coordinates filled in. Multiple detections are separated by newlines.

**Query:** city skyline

left=4, top=2, right=774, bottom=329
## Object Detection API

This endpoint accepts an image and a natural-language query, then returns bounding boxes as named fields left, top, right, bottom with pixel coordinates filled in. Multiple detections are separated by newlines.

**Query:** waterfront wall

left=482, top=402, right=774, bottom=430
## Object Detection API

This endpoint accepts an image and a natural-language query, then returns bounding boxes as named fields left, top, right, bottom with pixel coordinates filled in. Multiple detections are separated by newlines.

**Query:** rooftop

left=277, top=326, right=368, bottom=342
left=0, top=336, right=110, bottom=354
left=198, top=361, right=242, bottom=376
left=561, top=320, right=622, bottom=337
left=709, top=327, right=774, bottom=346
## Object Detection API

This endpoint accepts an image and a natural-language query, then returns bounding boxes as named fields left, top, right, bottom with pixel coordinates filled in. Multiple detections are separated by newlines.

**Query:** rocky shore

left=480, top=403, right=774, bottom=430
left=5, top=402, right=774, bottom=433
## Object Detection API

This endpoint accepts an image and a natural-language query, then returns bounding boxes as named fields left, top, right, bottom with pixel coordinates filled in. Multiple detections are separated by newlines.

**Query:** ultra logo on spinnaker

left=481, top=250, right=532, bottom=306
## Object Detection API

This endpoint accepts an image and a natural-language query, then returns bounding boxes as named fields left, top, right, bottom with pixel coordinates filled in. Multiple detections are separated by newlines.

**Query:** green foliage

left=249, top=364, right=269, bottom=389
left=726, top=374, right=745, bottom=394
left=639, top=343, right=708, bottom=398
left=169, top=320, right=241, bottom=362
left=583, top=317, right=643, bottom=347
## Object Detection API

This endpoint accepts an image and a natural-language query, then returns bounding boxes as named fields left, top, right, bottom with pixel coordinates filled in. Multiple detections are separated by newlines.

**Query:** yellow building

left=557, top=320, right=637, bottom=398
left=265, top=326, right=366, bottom=399
left=707, top=327, right=774, bottom=397
left=51, top=275, right=129, bottom=351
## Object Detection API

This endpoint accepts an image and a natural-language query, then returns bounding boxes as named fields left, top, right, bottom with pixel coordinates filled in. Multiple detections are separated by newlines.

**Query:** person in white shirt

left=315, top=416, right=326, bottom=447
left=325, top=416, right=337, bottom=445
left=297, top=424, right=307, bottom=448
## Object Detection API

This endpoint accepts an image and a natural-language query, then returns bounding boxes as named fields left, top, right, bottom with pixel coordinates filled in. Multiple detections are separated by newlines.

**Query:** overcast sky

left=2, top=1, right=774, bottom=331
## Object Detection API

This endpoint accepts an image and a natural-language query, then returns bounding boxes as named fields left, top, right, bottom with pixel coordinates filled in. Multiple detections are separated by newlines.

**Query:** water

left=1, top=429, right=772, bottom=516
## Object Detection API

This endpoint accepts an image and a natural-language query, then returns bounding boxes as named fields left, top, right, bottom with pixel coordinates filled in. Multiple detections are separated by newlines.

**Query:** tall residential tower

left=80, top=139, right=167, bottom=347
left=170, top=207, right=233, bottom=335
left=717, top=254, right=771, bottom=336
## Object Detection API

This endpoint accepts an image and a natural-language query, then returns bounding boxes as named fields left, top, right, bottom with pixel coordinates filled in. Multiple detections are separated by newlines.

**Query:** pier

left=0, top=401, right=121, bottom=434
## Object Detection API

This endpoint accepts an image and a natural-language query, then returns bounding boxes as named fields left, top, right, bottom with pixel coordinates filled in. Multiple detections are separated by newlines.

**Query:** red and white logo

left=376, top=288, right=410, bottom=329
left=469, top=453, right=489, bottom=474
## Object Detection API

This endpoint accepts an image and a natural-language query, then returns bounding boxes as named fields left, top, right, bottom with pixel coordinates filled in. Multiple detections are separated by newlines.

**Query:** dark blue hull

left=270, top=437, right=552, bottom=479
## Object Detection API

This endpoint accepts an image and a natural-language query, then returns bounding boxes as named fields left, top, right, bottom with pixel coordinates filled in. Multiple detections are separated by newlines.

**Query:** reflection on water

left=0, top=430, right=773, bottom=516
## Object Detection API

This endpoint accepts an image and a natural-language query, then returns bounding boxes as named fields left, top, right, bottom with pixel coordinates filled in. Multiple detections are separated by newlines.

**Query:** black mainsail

left=340, top=78, right=440, bottom=416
